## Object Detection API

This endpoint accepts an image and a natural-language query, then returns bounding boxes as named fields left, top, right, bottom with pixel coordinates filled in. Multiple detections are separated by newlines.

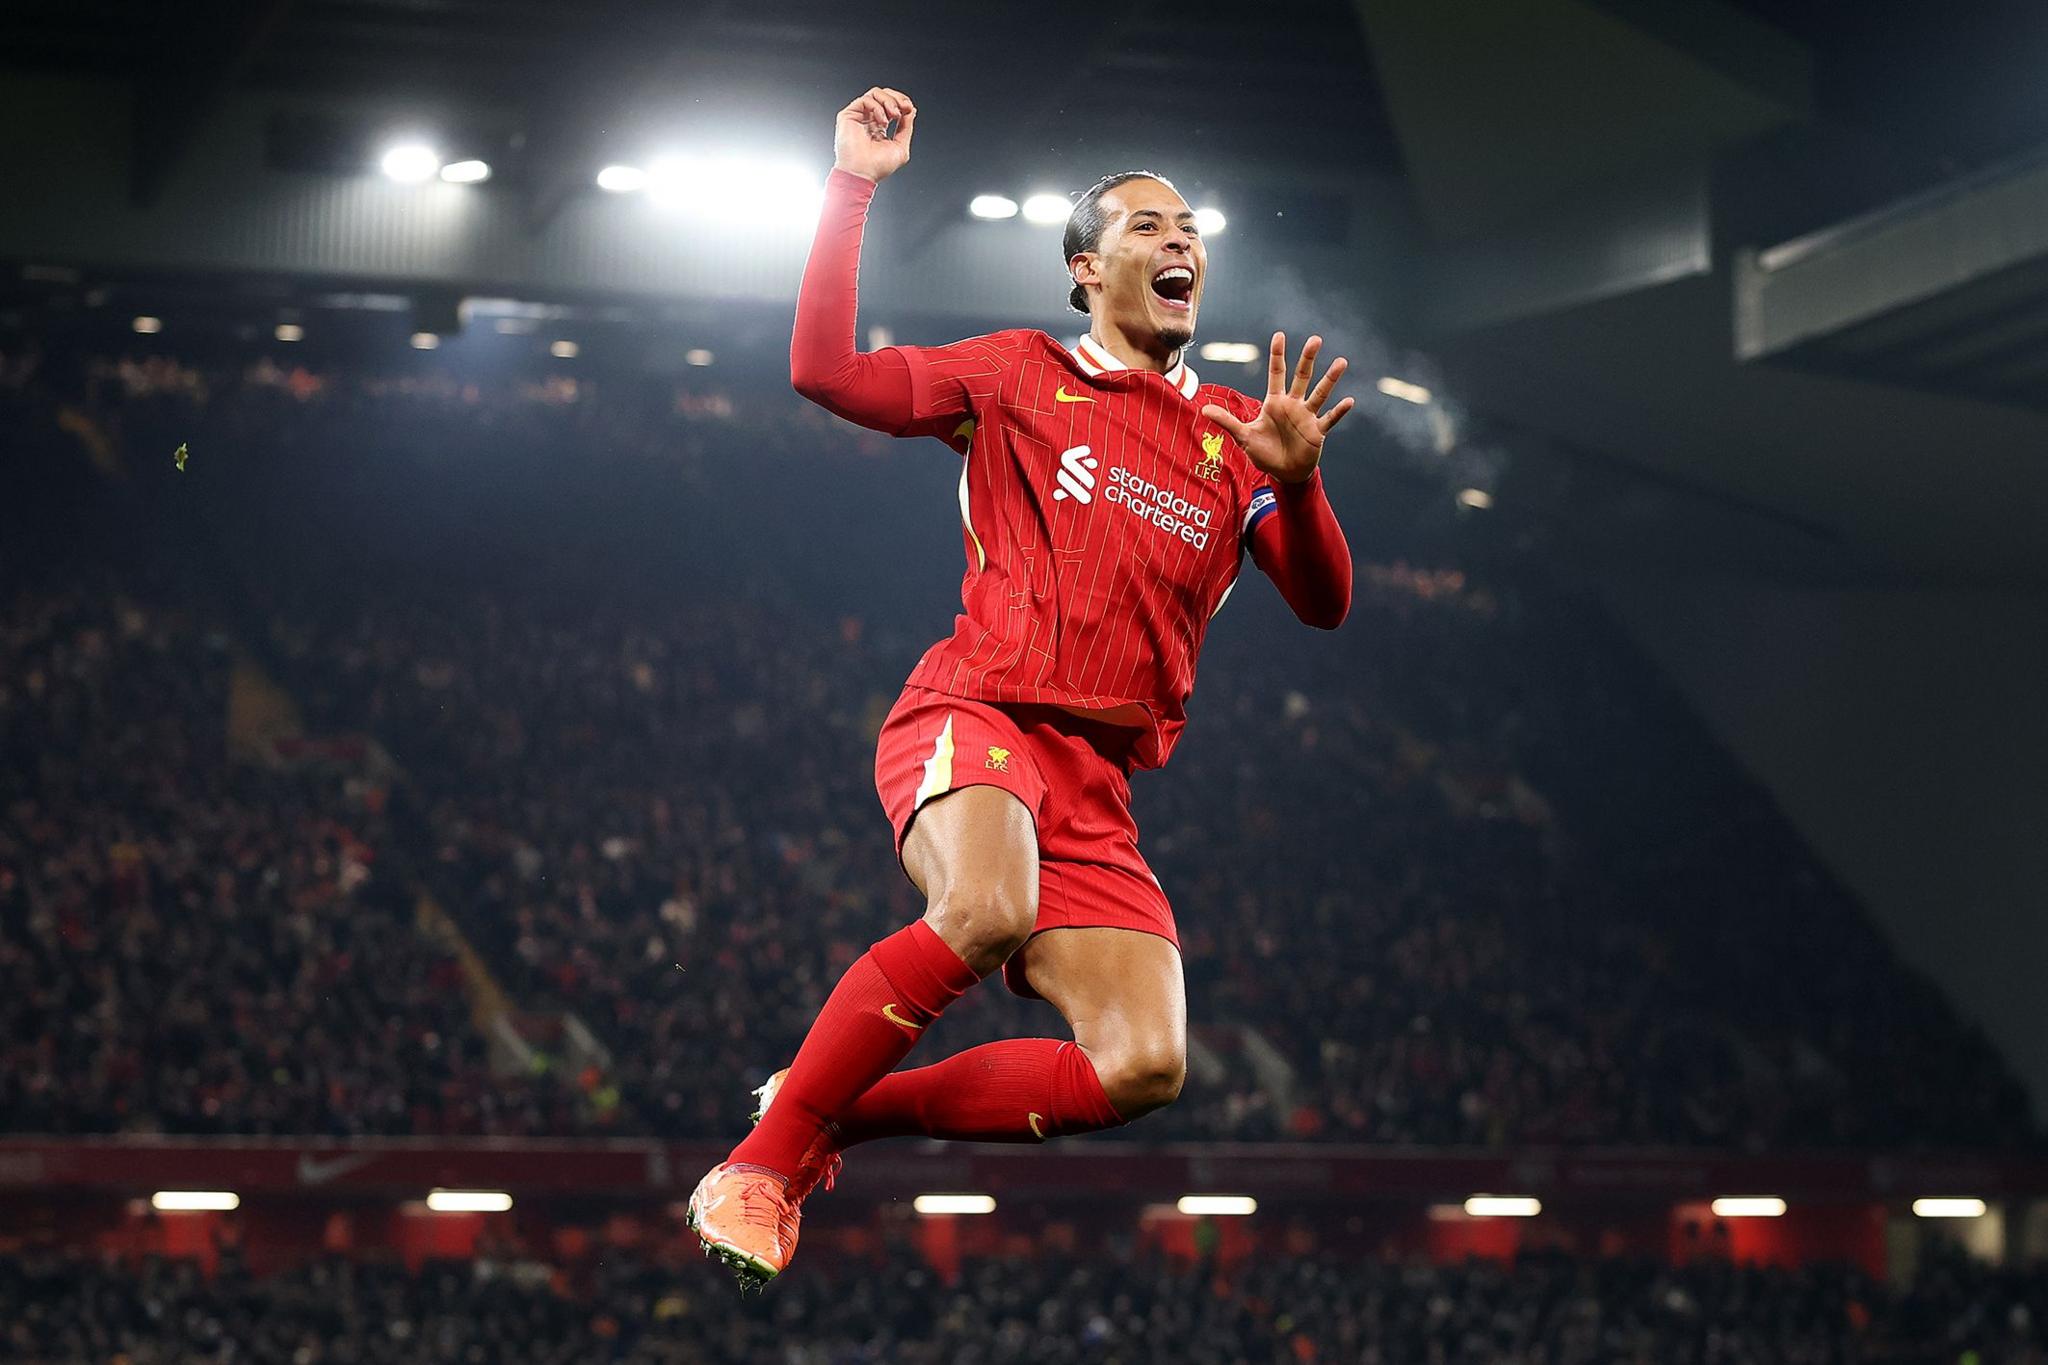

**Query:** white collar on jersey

left=1069, top=334, right=1201, bottom=400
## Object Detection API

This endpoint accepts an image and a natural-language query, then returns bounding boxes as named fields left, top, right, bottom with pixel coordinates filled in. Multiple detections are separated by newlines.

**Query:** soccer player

left=688, top=86, right=1354, bottom=1285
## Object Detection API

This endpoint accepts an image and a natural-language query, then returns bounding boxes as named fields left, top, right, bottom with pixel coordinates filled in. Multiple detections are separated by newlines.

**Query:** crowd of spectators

left=0, top=346, right=2032, bottom=1149
left=0, top=579, right=587, bottom=1135
left=4, top=1241, right=2044, bottom=1363
left=256, top=562, right=2027, bottom=1149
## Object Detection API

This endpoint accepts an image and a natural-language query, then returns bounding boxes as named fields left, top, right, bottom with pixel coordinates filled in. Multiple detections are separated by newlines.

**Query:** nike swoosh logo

left=1055, top=387, right=1094, bottom=404
left=296, top=1152, right=375, bottom=1186
left=1027, top=1112, right=1047, bottom=1140
left=881, top=1003, right=923, bottom=1032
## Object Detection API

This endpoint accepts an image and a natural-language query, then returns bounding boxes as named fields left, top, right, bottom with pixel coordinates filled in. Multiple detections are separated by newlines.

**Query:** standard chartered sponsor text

left=1105, top=466, right=1213, bottom=549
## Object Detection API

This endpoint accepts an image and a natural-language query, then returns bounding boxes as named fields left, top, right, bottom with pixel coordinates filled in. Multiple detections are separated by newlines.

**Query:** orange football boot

left=686, top=1162, right=798, bottom=1288
left=686, top=1069, right=848, bottom=1287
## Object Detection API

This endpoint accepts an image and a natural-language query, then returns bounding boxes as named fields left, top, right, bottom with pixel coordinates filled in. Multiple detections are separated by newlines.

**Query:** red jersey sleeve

left=1219, top=390, right=1352, bottom=630
left=882, top=331, right=1036, bottom=451
left=1247, top=470, right=1352, bottom=629
left=790, top=171, right=919, bottom=433
left=790, top=170, right=1030, bottom=452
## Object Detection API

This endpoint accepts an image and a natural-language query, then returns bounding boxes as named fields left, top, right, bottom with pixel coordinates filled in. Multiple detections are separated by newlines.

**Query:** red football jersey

left=886, top=330, right=1282, bottom=770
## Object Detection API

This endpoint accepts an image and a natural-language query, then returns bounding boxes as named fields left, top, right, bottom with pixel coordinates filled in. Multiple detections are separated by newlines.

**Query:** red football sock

left=830, top=1038, right=1126, bottom=1146
left=728, top=920, right=979, bottom=1177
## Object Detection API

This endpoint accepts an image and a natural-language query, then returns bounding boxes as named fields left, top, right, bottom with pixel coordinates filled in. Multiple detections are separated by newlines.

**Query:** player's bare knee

left=923, top=882, right=1035, bottom=974
left=1097, top=1040, right=1186, bottom=1120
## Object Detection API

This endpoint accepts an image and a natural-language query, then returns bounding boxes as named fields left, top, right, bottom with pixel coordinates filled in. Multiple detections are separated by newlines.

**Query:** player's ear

left=1070, top=252, right=1103, bottom=291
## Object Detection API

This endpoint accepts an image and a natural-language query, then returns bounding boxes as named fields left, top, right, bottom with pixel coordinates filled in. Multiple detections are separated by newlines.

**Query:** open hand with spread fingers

left=834, top=86, right=916, bottom=184
left=1201, top=332, right=1355, bottom=485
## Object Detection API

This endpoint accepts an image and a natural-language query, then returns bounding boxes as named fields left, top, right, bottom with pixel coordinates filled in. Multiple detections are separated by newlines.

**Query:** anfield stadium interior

left=8, top=0, right=2048, bottom=1360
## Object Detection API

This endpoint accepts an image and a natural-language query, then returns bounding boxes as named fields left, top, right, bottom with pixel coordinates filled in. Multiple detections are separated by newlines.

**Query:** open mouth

left=1151, top=266, right=1194, bottom=311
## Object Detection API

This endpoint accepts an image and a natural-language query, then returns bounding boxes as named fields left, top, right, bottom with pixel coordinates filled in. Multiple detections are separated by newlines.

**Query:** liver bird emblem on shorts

left=985, top=746, right=1011, bottom=772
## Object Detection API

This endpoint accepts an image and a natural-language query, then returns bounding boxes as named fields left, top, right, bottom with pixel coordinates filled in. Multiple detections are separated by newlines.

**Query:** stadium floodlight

left=549, top=340, right=579, bottom=359
left=380, top=143, right=442, bottom=184
left=1456, top=488, right=1493, bottom=510
left=1376, top=375, right=1432, bottom=405
left=152, top=1191, right=240, bottom=1211
left=1198, top=341, right=1261, bottom=364
left=645, top=157, right=688, bottom=208
left=274, top=324, right=304, bottom=342
left=969, top=194, right=1020, bottom=220
left=912, top=1194, right=996, bottom=1215
left=644, top=155, right=826, bottom=224
left=1022, top=193, right=1071, bottom=225
left=1464, top=1195, right=1541, bottom=1217
left=1193, top=206, right=1226, bottom=235
left=495, top=317, right=538, bottom=335
left=1710, top=1197, right=1786, bottom=1218
left=1177, top=1195, right=1257, bottom=1216
left=1913, top=1198, right=1988, bottom=1219
left=439, top=159, right=491, bottom=184
left=132, top=315, right=163, bottom=334
left=684, top=348, right=715, bottom=367
left=425, top=1189, right=513, bottom=1213
left=597, top=164, right=648, bottom=193
left=409, top=332, right=440, bottom=350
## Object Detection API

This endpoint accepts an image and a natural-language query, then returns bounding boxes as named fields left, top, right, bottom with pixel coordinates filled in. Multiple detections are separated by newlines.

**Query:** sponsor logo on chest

left=1051, top=445, right=1099, bottom=503
left=1054, top=441, right=1219, bottom=550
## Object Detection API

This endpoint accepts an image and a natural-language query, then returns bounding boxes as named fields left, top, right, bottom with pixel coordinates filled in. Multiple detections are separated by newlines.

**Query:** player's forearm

left=790, top=169, right=916, bottom=430
left=1254, top=471, right=1352, bottom=629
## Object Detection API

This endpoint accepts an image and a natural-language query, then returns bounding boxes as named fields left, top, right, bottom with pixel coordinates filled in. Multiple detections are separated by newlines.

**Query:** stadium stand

left=2, top=1241, right=2043, bottom=1363
left=0, top=348, right=2033, bottom=1148
left=0, top=581, right=596, bottom=1136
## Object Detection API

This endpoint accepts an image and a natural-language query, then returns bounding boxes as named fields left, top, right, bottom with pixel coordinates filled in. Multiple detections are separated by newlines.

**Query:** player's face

left=1078, top=179, right=1206, bottom=352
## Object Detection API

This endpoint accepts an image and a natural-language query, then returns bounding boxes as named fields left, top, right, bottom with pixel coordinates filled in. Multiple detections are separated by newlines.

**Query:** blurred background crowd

left=2, top=351, right=2029, bottom=1151
left=6, top=1241, right=2045, bottom=1364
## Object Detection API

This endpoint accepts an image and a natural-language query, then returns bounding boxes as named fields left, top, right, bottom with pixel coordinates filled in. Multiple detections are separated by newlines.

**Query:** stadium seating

left=0, top=584, right=593, bottom=1136
left=0, top=348, right=2031, bottom=1147
left=2, top=1241, right=2042, bottom=1363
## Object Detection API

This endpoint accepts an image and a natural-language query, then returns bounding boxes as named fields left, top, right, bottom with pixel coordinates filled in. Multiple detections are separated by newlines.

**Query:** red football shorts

left=874, top=683, right=1178, bottom=998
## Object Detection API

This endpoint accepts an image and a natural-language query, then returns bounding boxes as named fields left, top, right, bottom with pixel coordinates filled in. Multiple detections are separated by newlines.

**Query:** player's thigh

left=1017, top=926, right=1186, bottom=1092
left=902, top=784, right=1040, bottom=969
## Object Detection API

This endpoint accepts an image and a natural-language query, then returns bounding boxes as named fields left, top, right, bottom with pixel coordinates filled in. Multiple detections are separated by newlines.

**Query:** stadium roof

left=11, top=0, right=2048, bottom=586
left=5, top=0, right=1408, bottom=214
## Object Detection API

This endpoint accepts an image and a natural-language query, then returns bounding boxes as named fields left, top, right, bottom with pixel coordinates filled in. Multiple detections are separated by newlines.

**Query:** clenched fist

left=835, top=86, right=916, bottom=183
